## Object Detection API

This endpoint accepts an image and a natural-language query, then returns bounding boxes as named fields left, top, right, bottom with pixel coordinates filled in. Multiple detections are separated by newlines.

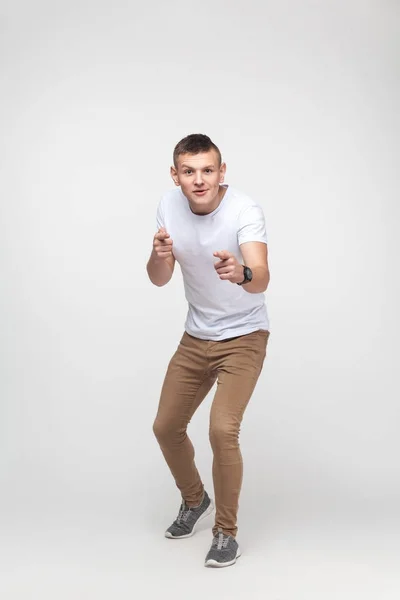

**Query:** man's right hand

left=153, top=227, right=173, bottom=260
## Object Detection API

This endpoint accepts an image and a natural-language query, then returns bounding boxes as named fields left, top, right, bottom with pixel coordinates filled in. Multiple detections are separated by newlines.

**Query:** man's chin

left=191, top=191, right=209, bottom=200
left=188, top=198, right=213, bottom=215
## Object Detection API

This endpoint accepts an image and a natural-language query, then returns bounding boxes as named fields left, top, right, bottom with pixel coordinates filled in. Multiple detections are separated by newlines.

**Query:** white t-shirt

left=156, top=185, right=270, bottom=341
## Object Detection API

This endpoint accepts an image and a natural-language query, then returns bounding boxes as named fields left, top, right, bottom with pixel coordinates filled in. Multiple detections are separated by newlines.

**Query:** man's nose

left=194, top=172, right=204, bottom=186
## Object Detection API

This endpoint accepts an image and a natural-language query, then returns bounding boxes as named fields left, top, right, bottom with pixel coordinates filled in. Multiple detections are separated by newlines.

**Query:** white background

left=0, top=1, right=399, bottom=598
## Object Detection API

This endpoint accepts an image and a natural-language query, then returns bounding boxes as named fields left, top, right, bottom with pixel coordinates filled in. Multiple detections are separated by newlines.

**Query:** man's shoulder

left=226, top=186, right=262, bottom=210
left=159, top=187, right=185, bottom=210
left=161, top=187, right=182, bottom=201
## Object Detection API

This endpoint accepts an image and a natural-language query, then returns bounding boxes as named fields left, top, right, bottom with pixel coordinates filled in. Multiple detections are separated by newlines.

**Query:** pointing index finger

left=213, top=250, right=230, bottom=260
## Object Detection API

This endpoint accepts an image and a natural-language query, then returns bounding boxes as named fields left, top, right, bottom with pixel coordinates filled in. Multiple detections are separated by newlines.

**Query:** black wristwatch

left=237, top=265, right=253, bottom=286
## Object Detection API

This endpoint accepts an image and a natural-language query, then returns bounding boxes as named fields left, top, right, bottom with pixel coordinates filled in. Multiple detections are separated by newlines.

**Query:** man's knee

left=153, top=418, right=185, bottom=445
left=209, top=422, right=239, bottom=452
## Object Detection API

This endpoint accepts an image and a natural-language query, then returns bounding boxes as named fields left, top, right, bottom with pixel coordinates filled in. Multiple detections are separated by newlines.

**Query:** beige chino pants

left=153, top=329, right=269, bottom=538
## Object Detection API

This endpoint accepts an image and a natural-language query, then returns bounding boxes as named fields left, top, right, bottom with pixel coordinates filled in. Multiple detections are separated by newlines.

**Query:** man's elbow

left=148, top=274, right=171, bottom=287
left=263, top=270, right=270, bottom=292
left=153, top=279, right=170, bottom=287
left=146, top=268, right=172, bottom=287
left=256, top=269, right=270, bottom=293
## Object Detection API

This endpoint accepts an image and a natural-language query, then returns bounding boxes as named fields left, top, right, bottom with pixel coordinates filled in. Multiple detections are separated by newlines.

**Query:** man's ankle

left=186, top=490, right=206, bottom=509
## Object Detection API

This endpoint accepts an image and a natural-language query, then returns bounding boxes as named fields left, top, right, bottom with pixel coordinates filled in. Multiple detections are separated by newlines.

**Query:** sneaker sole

left=204, top=547, right=242, bottom=568
left=164, top=499, right=215, bottom=539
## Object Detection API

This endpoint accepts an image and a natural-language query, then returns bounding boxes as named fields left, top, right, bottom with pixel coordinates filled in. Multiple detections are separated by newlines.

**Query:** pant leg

left=153, top=332, right=217, bottom=506
left=208, top=330, right=269, bottom=537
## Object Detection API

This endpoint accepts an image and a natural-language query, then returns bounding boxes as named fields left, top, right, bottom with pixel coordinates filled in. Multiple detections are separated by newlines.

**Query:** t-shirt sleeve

left=238, top=204, right=268, bottom=245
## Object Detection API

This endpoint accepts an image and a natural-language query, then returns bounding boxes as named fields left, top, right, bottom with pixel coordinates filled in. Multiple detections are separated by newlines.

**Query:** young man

left=147, top=134, right=270, bottom=568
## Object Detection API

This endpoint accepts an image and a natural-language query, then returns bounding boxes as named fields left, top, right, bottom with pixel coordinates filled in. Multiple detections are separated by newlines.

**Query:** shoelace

left=176, top=503, right=192, bottom=524
left=213, top=528, right=230, bottom=550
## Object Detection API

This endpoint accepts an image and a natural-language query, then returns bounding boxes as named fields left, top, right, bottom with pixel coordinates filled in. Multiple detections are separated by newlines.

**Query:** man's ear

left=219, top=162, right=226, bottom=183
left=170, top=165, right=179, bottom=186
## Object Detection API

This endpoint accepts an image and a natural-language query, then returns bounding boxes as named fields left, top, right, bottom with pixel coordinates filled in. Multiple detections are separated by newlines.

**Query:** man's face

left=170, top=150, right=226, bottom=214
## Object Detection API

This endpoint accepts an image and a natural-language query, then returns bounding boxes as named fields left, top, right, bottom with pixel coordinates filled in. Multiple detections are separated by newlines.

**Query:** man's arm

left=239, top=241, right=270, bottom=293
left=147, top=228, right=176, bottom=287
left=213, top=241, right=270, bottom=294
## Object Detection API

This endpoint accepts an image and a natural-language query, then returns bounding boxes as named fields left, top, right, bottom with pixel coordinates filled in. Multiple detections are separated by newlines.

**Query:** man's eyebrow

left=180, top=164, right=216, bottom=169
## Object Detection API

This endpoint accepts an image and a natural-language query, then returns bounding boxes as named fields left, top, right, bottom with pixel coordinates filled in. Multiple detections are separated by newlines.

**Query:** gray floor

left=1, top=505, right=398, bottom=600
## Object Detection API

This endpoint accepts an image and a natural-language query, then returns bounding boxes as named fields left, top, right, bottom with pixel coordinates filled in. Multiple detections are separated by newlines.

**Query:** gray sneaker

left=165, top=491, right=214, bottom=539
left=204, top=528, right=241, bottom=568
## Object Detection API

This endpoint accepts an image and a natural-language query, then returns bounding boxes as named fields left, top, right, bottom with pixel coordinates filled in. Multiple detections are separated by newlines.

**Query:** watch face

left=244, top=266, right=253, bottom=282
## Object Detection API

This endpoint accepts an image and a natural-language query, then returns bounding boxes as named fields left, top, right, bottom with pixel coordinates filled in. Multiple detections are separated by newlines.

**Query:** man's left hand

left=213, top=250, right=244, bottom=284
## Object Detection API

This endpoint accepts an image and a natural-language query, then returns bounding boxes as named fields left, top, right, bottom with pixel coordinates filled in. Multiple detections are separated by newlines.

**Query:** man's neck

left=189, top=185, right=227, bottom=216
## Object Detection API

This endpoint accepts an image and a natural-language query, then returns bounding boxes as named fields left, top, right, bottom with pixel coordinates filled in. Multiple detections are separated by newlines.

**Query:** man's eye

left=205, top=169, right=212, bottom=173
left=184, top=170, right=192, bottom=175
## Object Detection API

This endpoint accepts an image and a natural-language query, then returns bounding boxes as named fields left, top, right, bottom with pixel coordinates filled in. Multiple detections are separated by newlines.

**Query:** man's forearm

left=242, top=266, right=270, bottom=294
left=146, top=251, right=174, bottom=287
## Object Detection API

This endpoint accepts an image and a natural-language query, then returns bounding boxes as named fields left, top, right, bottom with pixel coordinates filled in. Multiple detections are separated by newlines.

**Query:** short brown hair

left=173, top=133, right=222, bottom=167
